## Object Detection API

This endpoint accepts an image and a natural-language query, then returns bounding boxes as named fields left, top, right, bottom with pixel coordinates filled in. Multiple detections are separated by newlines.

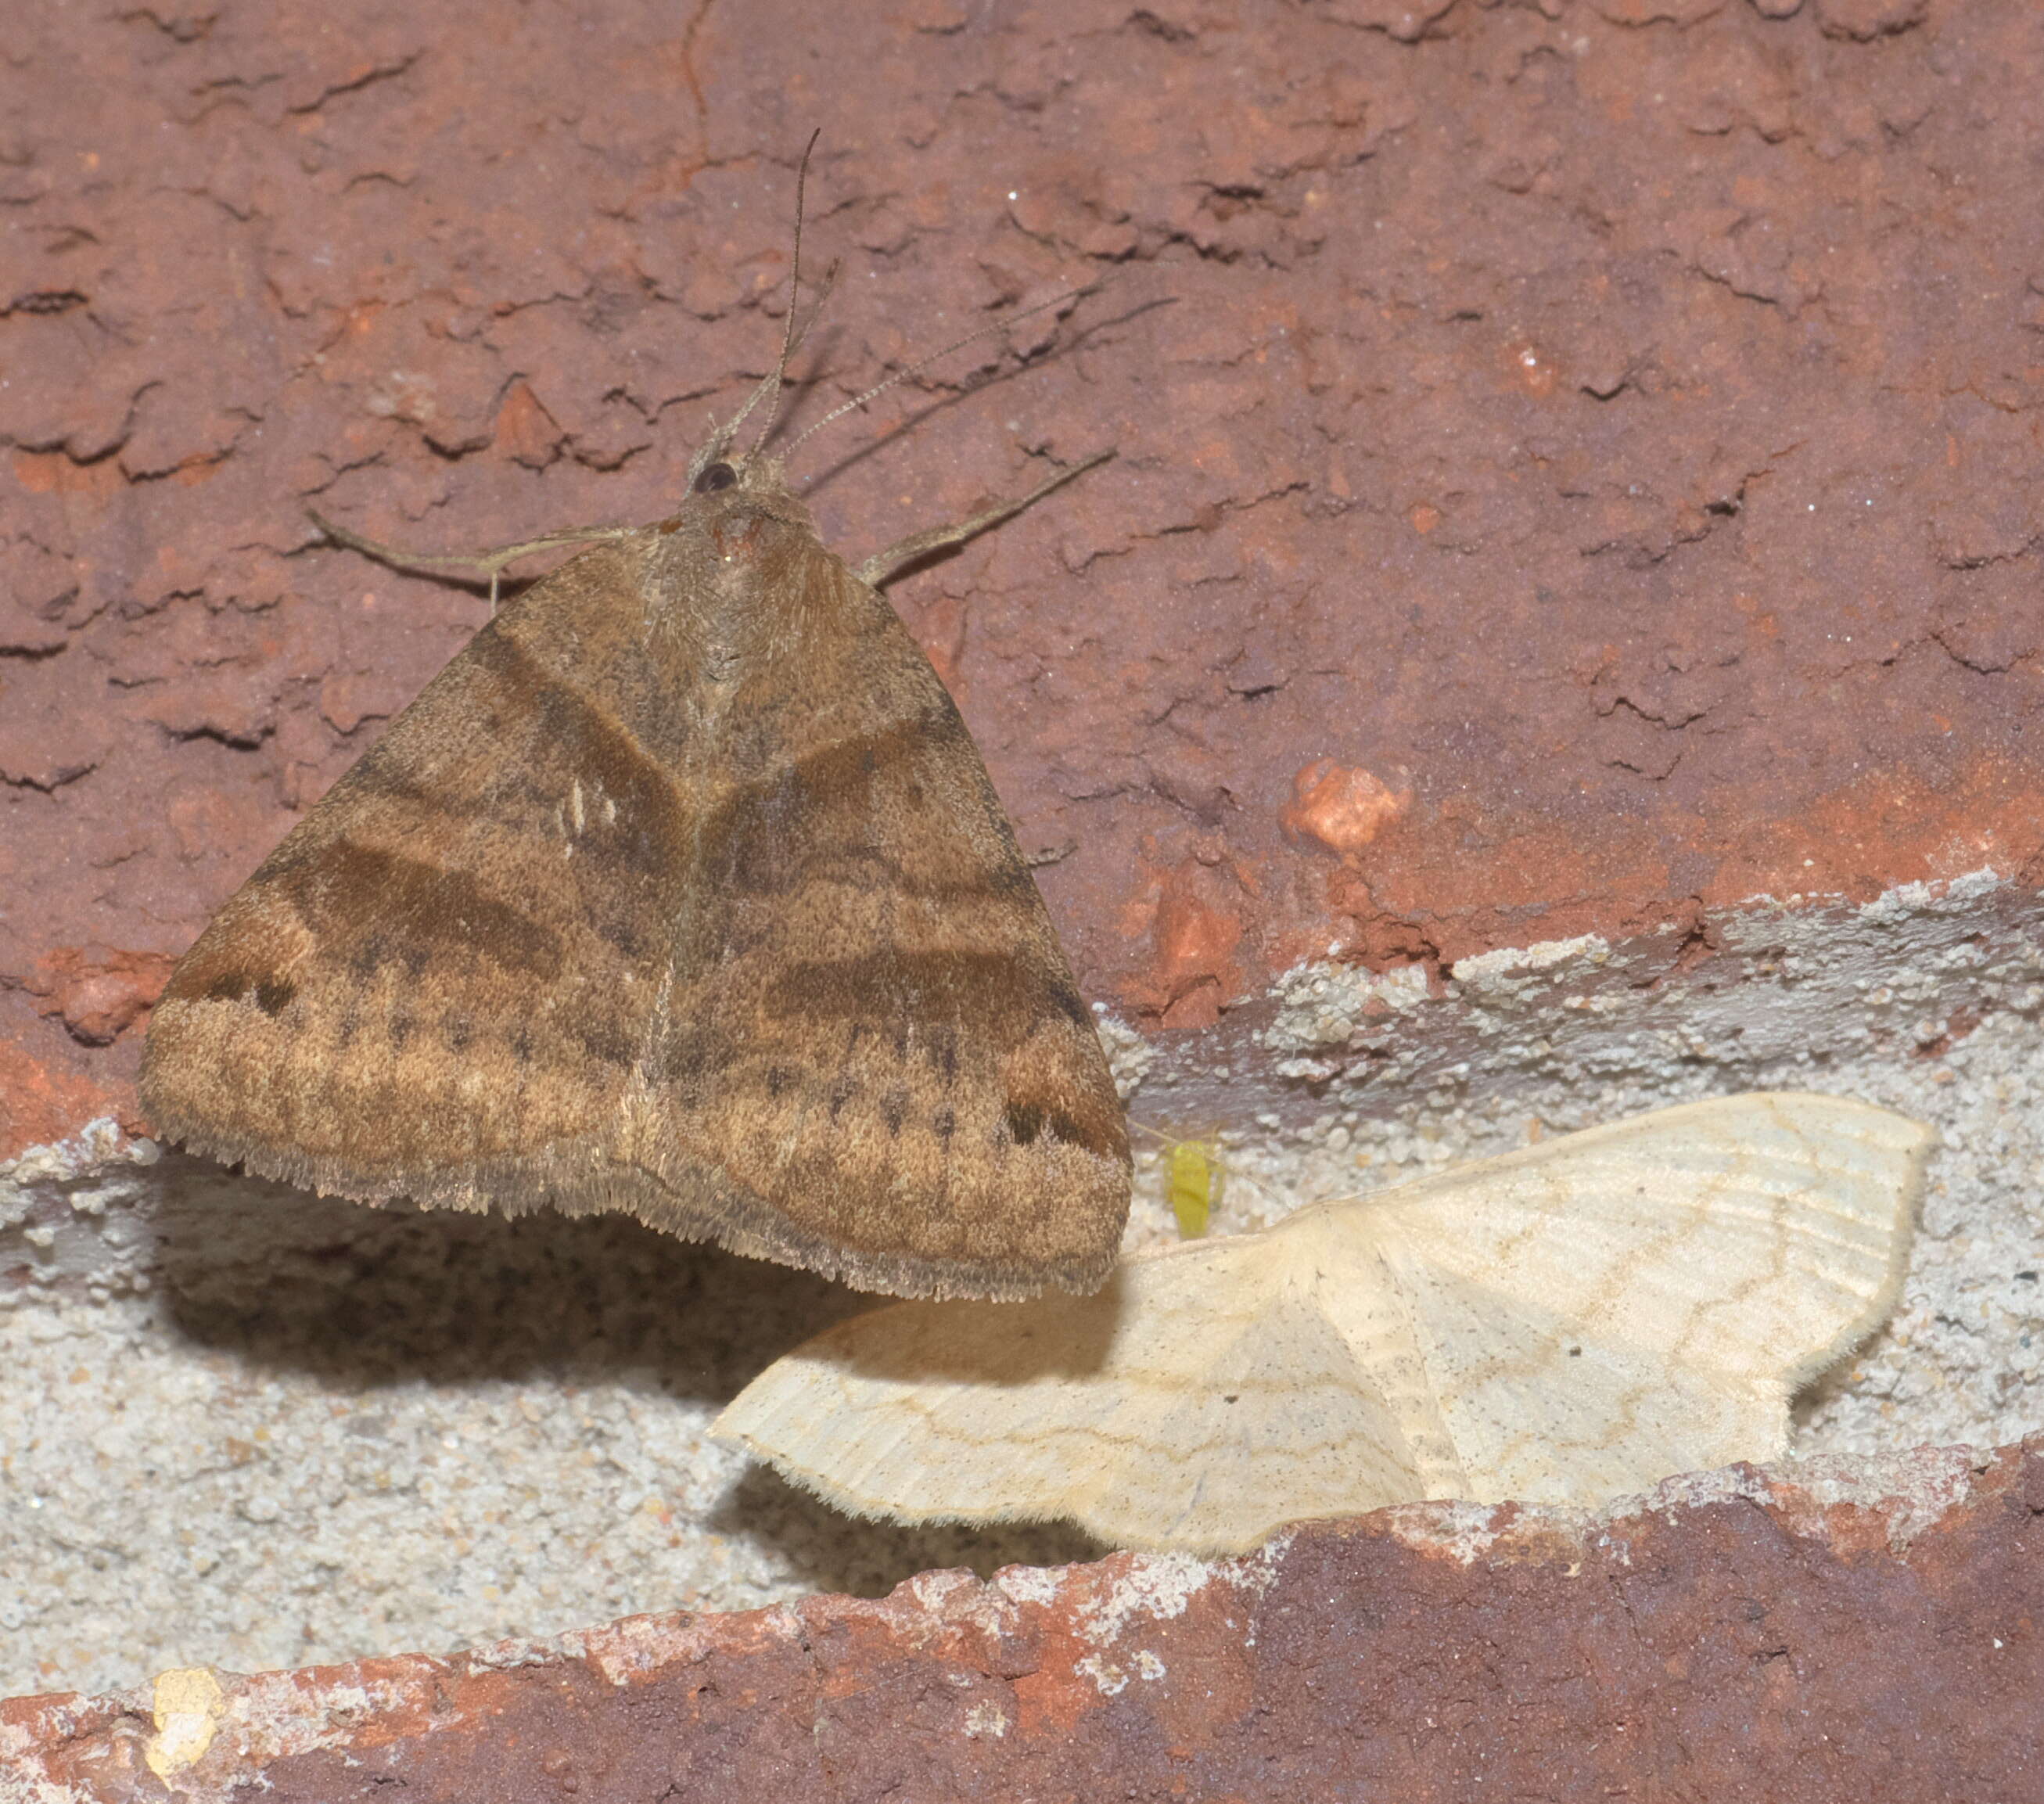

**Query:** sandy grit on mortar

left=2, top=892, right=2043, bottom=1700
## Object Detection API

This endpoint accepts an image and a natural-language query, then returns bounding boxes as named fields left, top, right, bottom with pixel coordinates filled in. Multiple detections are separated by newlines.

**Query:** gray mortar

left=2, top=869, right=2040, bottom=1700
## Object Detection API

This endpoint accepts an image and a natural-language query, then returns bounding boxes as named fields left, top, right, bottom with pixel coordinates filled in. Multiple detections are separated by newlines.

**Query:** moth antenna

left=789, top=257, right=842, bottom=360
left=723, top=128, right=822, bottom=465
left=784, top=279, right=1102, bottom=467
left=687, top=408, right=738, bottom=483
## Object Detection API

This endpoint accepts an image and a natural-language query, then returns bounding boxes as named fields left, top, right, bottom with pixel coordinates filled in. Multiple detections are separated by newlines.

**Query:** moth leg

left=854, top=449, right=1114, bottom=588
left=307, top=510, right=639, bottom=611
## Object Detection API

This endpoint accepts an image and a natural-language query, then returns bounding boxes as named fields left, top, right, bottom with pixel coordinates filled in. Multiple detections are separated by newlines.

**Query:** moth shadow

left=152, top=1155, right=869, bottom=1403
left=823, top=1268, right=1129, bottom=1384
left=711, top=1461, right=1105, bottom=1601
left=154, top=1156, right=1123, bottom=1597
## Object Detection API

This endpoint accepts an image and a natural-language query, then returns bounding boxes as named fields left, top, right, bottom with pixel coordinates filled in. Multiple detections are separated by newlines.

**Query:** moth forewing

left=713, top=1093, right=1931, bottom=1551
left=142, top=193, right=1130, bottom=1302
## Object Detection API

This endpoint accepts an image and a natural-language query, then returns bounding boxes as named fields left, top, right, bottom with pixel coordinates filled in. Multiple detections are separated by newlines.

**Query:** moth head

left=671, top=430, right=810, bottom=535
left=652, top=431, right=815, bottom=599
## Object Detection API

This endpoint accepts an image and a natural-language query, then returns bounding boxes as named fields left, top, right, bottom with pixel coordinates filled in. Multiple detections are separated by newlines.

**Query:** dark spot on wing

left=192, top=969, right=298, bottom=1018
left=573, top=1015, right=638, bottom=1069
left=285, top=840, right=566, bottom=983
left=1001, top=1092, right=1125, bottom=1162
left=652, top=1025, right=734, bottom=1094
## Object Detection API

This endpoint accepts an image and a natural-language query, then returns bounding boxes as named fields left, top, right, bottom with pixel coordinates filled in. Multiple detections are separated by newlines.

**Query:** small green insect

left=1135, top=1126, right=1225, bottom=1240
left=1165, top=1138, right=1221, bottom=1239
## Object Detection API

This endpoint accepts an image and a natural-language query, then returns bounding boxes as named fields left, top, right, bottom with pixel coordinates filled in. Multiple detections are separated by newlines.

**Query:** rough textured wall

left=6, top=1446, right=2040, bottom=1803
left=6, top=0, right=2043, bottom=1785
left=6, top=0, right=2043, bottom=1153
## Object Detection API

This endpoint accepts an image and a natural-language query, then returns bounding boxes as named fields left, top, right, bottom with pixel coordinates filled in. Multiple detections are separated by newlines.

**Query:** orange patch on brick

left=1252, top=749, right=2044, bottom=987
left=1155, top=882, right=1241, bottom=1025
left=1407, top=501, right=1440, bottom=535
left=1279, top=759, right=1411, bottom=857
left=12, top=450, right=124, bottom=498
left=0, top=1037, right=128, bottom=1163
left=915, top=594, right=968, bottom=692
left=493, top=381, right=561, bottom=469
left=29, top=947, right=181, bottom=1047
left=1306, top=868, right=1446, bottom=974
left=1006, top=1565, right=1126, bottom=1738
left=1707, top=753, right=2044, bottom=906
left=1122, top=856, right=1250, bottom=1026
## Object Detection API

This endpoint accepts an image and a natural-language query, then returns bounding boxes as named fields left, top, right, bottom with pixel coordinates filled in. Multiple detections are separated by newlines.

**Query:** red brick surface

left=6, top=0, right=2044, bottom=1152
left=5, top=5, right=2039, bottom=1783
left=5, top=1445, right=2036, bottom=1802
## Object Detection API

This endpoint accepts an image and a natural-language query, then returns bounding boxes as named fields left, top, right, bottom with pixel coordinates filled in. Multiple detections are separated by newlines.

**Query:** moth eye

left=694, top=462, right=738, bottom=494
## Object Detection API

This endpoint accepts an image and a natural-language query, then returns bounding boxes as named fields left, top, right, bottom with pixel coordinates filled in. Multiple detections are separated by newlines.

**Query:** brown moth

left=139, top=176, right=1131, bottom=1301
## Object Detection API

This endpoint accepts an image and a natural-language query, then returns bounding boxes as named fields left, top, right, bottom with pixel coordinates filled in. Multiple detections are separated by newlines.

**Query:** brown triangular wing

left=622, top=523, right=1130, bottom=1299
left=142, top=501, right=1130, bottom=1299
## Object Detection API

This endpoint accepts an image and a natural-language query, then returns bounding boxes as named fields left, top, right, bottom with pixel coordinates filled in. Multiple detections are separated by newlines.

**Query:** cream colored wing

left=717, top=1092, right=1930, bottom=1554
left=1345, top=1092, right=1931, bottom=1506
left=713, top=1231, right=1440, bottom=1554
